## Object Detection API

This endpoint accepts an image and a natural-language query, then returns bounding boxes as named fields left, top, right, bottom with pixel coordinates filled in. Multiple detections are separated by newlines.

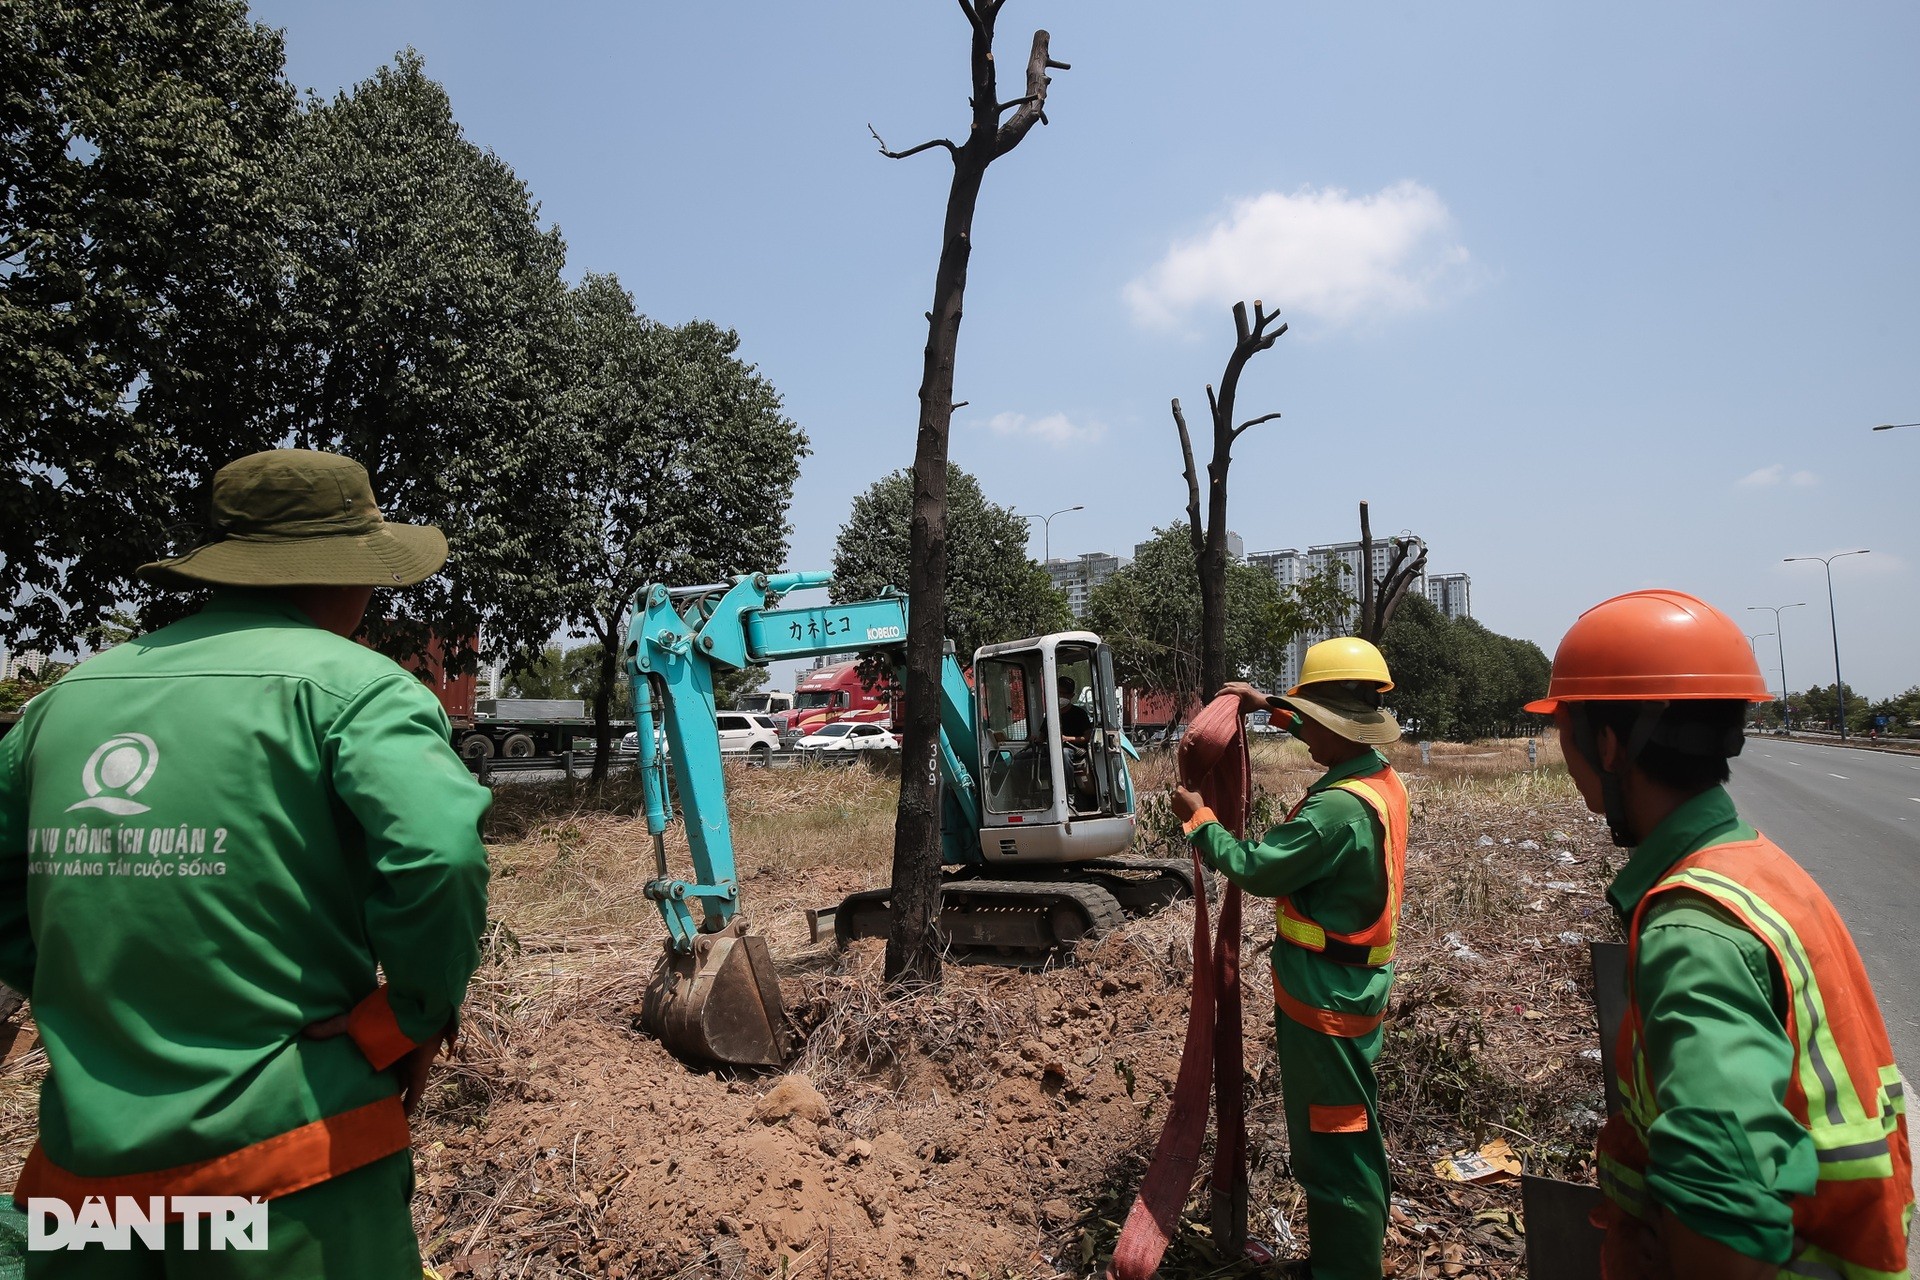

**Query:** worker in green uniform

left=0, top=449, right=492, bottom=1276
left=1171, top=638, right=1409, bottom=1280
left=1531, top=590, right=1909, bottom=1279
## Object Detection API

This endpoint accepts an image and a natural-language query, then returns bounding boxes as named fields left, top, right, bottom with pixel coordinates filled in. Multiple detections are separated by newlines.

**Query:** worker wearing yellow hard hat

left=1171, top=637, right=1408, bottom=1280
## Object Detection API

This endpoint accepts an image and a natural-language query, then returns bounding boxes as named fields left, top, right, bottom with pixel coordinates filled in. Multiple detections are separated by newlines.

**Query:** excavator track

left=833, top=878, right=1128, bottom=966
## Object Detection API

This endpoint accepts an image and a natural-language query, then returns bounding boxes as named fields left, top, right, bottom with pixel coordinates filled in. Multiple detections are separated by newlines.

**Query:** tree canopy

left=546, top=274, right=807, bottom=776
left=1379, top=593, right=1551, bottom=740
left=1086, top=524, right=1351, bottom=715
left=2, top=0, right=295, bottom=648
left=268, top=53, right=574, bottom=669
left=830, top=464, right=1068, bottom=660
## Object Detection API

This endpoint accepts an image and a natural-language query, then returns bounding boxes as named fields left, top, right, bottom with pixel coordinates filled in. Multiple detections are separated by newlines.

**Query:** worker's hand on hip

left=302, top=1013, right=452, bottom=1116
left=301, top=1014, right=351, bottom=1039
left=397, top=1029, right=451, bottom=1117
left=1170, top=786, right=1205, bottom=823
left=1214, top=681, right=1268, bottom=714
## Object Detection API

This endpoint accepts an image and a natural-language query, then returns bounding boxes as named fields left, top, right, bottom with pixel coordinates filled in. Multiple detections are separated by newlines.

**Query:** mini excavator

left=624, top=572, right=1197, bottom=1067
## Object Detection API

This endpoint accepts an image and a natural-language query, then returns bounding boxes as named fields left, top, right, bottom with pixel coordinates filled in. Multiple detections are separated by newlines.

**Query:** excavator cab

left=972, top=633, right=1136, bottom=864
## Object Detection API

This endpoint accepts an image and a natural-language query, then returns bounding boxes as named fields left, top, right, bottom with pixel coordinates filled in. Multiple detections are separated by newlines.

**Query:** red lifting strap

left=1108, top=696, right=1249, bottom=1279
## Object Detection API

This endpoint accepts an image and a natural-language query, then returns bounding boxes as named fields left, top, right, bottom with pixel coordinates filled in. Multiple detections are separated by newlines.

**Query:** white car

left=717, top=712, right=782, bottom=763
left=621, top=713, right=781, bottom=763
left=795, top=722, right=899, bottom=752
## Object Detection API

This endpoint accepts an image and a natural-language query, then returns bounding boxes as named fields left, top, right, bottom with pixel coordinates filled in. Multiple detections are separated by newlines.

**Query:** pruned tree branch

left=1172, top=397, right=1204, bottom=561
left=994, top=30, right=1065, bottom=157
left=869, top=123, right=957, bottom=161
left=1359, top=500, right=1376, bottom=641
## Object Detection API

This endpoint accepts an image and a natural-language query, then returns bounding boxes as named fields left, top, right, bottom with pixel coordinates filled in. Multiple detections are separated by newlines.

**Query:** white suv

left=717, top=712, right=782, bottom=764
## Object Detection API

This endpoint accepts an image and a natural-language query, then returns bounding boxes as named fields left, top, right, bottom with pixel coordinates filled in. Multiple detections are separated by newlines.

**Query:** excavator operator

left=1170, top=637, right=1408, bottom=1280
left=1530, top=590, right=1910, bottom=1279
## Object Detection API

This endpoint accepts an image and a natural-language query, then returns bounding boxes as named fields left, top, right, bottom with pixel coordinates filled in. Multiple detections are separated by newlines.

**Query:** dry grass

left=0, top=736, right=1608, bottom=1280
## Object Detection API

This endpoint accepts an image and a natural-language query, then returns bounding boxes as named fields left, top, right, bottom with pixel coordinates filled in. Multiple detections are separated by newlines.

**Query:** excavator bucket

left=640, top=922, right=792, bottom=1068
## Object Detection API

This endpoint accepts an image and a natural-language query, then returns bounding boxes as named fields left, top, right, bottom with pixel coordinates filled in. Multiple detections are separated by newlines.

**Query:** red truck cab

left=774, top=659, right=894, bottom=742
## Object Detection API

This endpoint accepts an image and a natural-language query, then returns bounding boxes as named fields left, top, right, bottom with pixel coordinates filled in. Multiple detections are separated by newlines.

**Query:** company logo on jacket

left=65, top=734, right=159, bottom=815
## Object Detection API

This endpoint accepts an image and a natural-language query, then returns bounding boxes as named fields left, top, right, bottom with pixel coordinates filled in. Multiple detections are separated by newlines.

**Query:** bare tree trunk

left=1358, top=500, right=1377, bottom=641
left=1172, top=302, right=1287, bottom=698
left=590, top=619, right=617, bottom=782
left=874, top=2, right=1066, bottom=986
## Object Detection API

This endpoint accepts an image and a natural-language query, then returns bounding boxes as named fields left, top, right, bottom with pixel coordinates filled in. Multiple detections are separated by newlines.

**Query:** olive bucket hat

left=137, top=449, right=447, bottom=589
left=1273, top=681, right=1402, bottom=746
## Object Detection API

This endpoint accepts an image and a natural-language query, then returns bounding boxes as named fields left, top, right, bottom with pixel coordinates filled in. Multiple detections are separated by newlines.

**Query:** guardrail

left=470, top=747, right=876, bottom=784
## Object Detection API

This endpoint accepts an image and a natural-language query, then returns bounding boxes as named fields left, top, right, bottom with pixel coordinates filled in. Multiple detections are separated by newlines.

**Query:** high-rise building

left=1, top=650, right=49, bottom=682
left=1046, top=551, right=1125, bottom=619
left=1246, top=531, right=1472, bottom=689
left=1425, top=572, right=1472, bottom=621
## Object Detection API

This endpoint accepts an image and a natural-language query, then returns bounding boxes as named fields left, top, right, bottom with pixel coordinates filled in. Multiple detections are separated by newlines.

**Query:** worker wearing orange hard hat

left=1530, top=589, right=1910, bottom=1278
left=1172, top=637, right=1408, bottom=1280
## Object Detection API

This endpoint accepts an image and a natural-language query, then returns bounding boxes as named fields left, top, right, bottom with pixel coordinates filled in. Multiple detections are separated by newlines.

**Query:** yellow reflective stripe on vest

left=1596, top=1151, right=1651, bottom=1220
left=1878, top=1065, right=1905, bottom=1119
left=1785, top=1236, right=1912, bottom=1280
left=1326, top=779, right=1399, bottom=964
left=1658, top=866, right=1868, bottom=1135
left=1278, top=913, right=1326, bottom=951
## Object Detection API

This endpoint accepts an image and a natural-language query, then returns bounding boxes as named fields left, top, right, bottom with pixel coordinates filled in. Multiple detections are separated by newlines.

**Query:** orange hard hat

left=1523, top=589, right=1772, bottom=714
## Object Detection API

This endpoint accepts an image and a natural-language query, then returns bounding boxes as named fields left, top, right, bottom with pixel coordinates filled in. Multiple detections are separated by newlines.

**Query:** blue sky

left=254, top=1, right=1920, bottom=698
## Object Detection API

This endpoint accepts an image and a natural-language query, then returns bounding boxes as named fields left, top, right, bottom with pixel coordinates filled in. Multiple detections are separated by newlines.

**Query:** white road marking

left=1788, top=761, right=1802, bottom=766
left=1829, top=773, right=1849, bottom=780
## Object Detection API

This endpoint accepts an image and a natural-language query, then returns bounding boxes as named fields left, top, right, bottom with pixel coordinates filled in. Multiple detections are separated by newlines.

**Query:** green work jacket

left=0, top=593, right=491, bottom=1182
left=1187, top=749, right=1394, bottom=1024
left=1605, top=785, right=1816, bottom=1262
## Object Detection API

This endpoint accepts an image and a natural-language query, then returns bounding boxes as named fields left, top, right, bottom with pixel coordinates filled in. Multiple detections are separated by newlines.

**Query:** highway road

left=1728, top=737, right=1920, bottom=1102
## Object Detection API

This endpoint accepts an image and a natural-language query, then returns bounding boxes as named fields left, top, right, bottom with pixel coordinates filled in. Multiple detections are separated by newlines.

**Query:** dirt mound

left=419, top=926, right=1208, bottom=1279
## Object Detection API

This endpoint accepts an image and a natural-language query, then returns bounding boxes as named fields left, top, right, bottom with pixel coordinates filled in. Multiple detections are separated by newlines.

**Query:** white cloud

left=1738, top=464, right=1818, bottom=488
left=981, top=411, right=1106, bottom=447
left=1124, top=181, right=1472, bottom=329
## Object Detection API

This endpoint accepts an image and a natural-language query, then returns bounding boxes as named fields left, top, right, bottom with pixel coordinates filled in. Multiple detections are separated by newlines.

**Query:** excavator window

left=977, top=655, right=1054, bottom=813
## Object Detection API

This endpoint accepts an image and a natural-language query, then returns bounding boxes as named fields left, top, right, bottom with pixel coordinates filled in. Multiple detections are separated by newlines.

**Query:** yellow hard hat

left=1289, top=636, right=1394, bottom=694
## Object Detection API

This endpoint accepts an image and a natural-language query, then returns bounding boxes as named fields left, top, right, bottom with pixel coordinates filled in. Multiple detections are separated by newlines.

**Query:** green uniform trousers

left=1278, top=1012, right=1388, bottom=1280
left=24, top=1151, right=420, bottom=1280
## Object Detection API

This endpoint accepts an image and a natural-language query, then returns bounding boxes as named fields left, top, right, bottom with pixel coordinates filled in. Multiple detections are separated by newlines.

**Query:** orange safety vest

left=1269, top=766, right=1409, bottom=1039
left=1594, top=836, right=1913, bottom=1280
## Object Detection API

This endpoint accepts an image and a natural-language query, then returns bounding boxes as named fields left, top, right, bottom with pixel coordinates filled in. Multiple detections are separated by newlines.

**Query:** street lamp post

left=1783, top=551, right=1870, bottom=739
left=1871, top=423, right=1919, bottom=431
left=1745, top=603, right=1805, bottom=731
left=1016, top=504, right=1084, bottom=563
left=1746, top=632, right=1772, bottom=654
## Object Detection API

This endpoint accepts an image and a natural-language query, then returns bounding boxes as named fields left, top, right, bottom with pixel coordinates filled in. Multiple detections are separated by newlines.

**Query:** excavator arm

left=624, top=571, right=975, bottom=1065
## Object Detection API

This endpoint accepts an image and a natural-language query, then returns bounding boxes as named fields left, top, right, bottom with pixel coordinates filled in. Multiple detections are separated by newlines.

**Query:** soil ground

left=0, top=737, right=1621, bottom=1279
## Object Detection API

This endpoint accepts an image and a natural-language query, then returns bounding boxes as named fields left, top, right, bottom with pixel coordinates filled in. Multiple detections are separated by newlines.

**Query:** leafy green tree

left=2, top=0, right=295, bottom=651
left=1380, top=594, right=1551, bottom=740
left=546, top=274, right=807, bottom=778
left=830, top=464, right=1067, bottom=659
left=267, top=53, right=574, bottom=674
left=1377, top=594, right=1461, bottom=740
left=1086, top=524, right=1349, bottom=719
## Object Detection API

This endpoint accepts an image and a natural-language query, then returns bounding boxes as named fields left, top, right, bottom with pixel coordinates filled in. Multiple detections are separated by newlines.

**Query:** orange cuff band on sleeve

left=347, top=985, right=422, bottom=1071
left=1181, top=807, right=1219, bottom=836
left=1308, top=1103, right=1371, bottom=1134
